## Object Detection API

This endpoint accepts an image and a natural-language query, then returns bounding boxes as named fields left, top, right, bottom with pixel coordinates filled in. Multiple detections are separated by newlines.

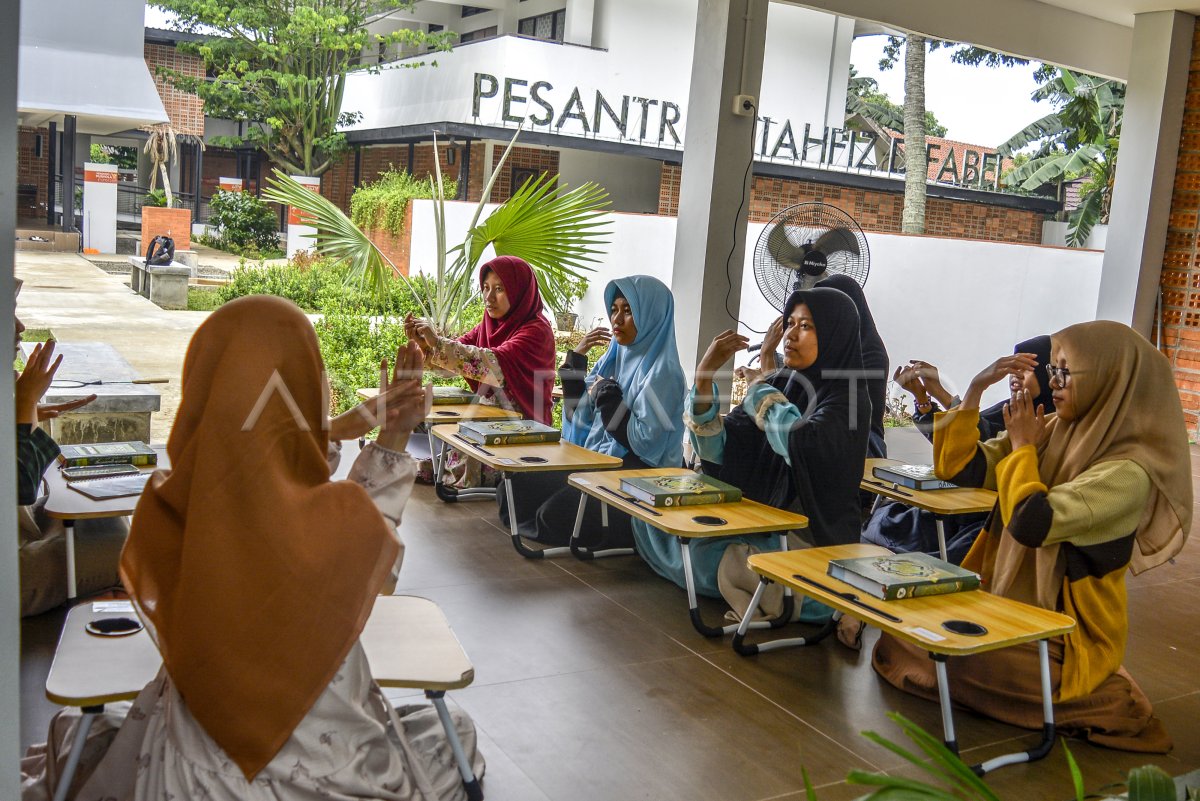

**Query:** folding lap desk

left=735, top=544, right=1076, bottom=775
left=430, top=424, right=624, bottom=558
left=567, top=467, right=809, bottom=637
left=860, top=458, right=997, bottom=560
left=45, top=596, right=483, bottom=801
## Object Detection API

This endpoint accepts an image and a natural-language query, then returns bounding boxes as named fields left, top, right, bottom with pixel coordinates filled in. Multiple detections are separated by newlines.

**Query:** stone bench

left=22, top=342, right=161, bottom=445
left=129, top=256, right=190, bottom=310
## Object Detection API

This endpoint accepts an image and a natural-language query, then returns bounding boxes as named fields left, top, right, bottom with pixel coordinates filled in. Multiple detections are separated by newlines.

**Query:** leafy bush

left=89, top=143, right=113, bottom=164
left=186, top=287, right=223, bottom=311
left=205, top=190, right=282, bottom=257
left=143, top=189, right=167, bottom=208
left=349, top=170, right=455, bottom=236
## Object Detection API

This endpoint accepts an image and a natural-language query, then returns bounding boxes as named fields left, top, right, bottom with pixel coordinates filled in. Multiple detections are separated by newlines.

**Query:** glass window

left=459, top=25, right=498, bottom=43
left=518, top=9, right=565, bottom=42
left=461, top=5, right=488, bottom=17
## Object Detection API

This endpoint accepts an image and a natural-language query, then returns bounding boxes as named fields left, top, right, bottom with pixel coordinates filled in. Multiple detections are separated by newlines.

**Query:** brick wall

left=321, top=142, right=488, bottom=213
left=144, top=43, right=205, bottom=137
left=16, top=126, right=49, bottom=220
left=657, top=163, right=1044, bottom=245
left=487, top=145, right=560, bottom=203
left=1158, top=20, right=1200, bottom=432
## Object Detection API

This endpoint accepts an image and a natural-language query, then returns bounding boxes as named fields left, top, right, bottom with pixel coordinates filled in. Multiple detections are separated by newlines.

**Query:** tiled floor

left=20, top=427, right=1200, bottom=799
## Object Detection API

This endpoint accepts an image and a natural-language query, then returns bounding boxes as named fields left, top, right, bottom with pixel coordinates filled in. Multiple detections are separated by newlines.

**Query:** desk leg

left=505, top=474, right=569, bottom=559
left=433, top=435, right=447, bottom=485
left=680, top=539, right=777, bottom=638
left=65, top=520, right=77, bottom=600
left=427, top=691, right=483, bottom=801
left=53, top=705, right=100, bottom=801
left=570, top=494, right=636, bottom=561
left=970, top=639, right=1057, bottom=775
left=434, top=441, right=499, bottom=503
left=731, top=576, right=837, bottom=655
left=936, top=519, right=948, bottom=562
left=931, top=654, right=958, bottom=754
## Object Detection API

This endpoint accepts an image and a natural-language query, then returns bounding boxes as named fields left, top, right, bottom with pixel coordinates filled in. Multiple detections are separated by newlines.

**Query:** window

left=459, top=25, right=497, bottom=43
left=517, top=9, right=565, bottom=42
left=461, top=5, right=488, bottom=17
left=511, top=166, right=540, bottom=193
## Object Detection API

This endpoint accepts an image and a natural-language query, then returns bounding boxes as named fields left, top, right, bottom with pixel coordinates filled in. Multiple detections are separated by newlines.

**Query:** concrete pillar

left=61, top=114, right=77, bottom=232
left=1096, top=11, right=1194, bottom=335
left=670, top=0, right=768, bottom=383
left=564, top=0, right=595, bottom=46
left=1, top=3, right=22, bottom=795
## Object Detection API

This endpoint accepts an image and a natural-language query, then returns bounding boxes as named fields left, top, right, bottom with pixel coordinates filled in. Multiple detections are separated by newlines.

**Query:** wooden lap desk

left=46, top=595, right=482, bottom=801
left=735, top=544, right=1076, bottom=775
left=568, top=467, right=809, bottom=637
left=430, top=424, right=624, bottom=559
left=358, top=387, right=520, bottom=423
left=42, top=445, right=170, bottom=600
left=860, top=458, right=997, bottom=561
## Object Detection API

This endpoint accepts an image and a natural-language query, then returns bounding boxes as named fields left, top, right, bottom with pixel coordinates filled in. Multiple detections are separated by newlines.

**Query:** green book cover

left=431, top=385, right=476, bottom=405
left=57, top=441, right=158, bottom=468
left=456, top=419, right=561, bottom=446
left=619, top=473, right=742, bottom=507
left=871, top=463, right=958, bottom=491
left=827, top=552, right=980, bottom=600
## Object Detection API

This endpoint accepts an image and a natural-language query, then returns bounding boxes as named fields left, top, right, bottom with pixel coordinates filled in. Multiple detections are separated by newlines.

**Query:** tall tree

left=846, top=64, right=947, bottom=137
left=153, top=0, right=454, bottom=176
left=901, top=34, right=927, bottom=234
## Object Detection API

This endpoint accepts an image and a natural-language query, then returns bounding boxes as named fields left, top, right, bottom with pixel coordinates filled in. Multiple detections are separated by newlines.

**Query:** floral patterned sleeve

left=427, top=336, right=506, bottom=387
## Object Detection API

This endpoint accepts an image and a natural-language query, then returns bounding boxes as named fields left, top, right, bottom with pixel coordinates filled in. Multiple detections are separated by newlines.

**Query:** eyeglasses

left=1044, top=364, right=1072, bottom=386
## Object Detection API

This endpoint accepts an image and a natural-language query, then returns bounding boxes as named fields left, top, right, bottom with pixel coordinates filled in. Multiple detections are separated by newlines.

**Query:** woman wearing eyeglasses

left=872, top=322, right=1192, bottom=753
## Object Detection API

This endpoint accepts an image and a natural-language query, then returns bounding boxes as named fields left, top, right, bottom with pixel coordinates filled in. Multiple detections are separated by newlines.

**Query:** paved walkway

left=16, top=252, right=210, bottom=441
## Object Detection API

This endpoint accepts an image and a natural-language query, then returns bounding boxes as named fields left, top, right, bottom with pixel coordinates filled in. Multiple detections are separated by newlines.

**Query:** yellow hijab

left=120, top=295, right=400, bottom=778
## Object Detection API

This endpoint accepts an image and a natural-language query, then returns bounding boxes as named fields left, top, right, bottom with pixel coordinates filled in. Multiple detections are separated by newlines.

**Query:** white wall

left=1042, top=220, right=1108, bottom=250
left=408, top=198, right=1105, bottom=410
left=557, top=149, right=661, bottom=213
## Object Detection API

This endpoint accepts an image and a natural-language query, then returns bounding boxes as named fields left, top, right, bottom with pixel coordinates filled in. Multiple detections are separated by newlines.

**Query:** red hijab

left=459, top=256, right=556, bottom=423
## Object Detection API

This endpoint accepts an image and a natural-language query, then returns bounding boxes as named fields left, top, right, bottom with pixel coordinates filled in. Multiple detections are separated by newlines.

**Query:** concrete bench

left=129, top=256, right=190, bottom=310
left=22, top=342, right=161, bottom=444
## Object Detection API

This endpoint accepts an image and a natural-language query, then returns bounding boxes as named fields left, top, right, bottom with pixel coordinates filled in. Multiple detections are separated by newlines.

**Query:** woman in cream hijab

left=24, top=296, right=484, bottom=800
left=874, top=321, right=1191, bottom=753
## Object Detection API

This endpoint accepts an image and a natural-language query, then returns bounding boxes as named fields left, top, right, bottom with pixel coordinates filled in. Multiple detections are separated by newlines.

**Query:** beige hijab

left=983, top=320, right=1192, bottom=606
left=120, top=295, right=400, bottom=779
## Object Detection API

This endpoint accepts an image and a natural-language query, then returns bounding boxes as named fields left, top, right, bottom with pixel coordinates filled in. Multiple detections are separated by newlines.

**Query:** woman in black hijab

left=815, top=274, right=889, bottom=457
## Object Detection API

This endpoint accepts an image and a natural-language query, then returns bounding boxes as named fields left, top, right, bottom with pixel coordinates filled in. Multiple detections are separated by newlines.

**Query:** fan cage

left=752, top=203, right=870, bottom=313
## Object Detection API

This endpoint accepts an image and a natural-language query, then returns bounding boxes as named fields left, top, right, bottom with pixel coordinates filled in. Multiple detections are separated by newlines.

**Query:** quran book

left=432, top=385, right=476, bottom=405
left=619, top=473, right=742, bottom=508
left=456, top=419, right=561, bottom=446
left=827, top=552, right=980, bottom=600
left=67, top=473, right=152, bottom=501
left=58, top=441, right=157, bottom=468
left=871, top=463, right=957, bottom=491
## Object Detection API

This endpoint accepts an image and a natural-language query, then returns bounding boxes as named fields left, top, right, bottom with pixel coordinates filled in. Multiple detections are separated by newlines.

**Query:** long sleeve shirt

left=685, top=381, right=802, bottom=465
left=17, top=424, right=59, bottom=506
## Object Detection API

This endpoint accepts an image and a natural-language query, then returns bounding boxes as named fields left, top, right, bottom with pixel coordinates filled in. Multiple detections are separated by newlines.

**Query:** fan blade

left=766, top=224, right=807, bottom=270
left=811, top=227, right=859, bottom=259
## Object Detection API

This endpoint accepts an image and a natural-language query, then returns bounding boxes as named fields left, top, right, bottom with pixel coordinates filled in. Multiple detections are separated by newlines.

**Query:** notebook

left=68, top=473, right=152, bottom=501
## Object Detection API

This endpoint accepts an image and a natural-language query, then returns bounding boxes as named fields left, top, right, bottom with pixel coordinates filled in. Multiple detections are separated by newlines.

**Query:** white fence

left=409, top=199, right=1105, bottom=409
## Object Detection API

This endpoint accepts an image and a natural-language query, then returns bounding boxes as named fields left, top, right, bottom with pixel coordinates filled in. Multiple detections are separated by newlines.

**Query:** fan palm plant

left=998, top=69, right=1124, bottom=247
left=142, top=124, right=197, bottom=209
left=263, top=129, right=610, bottom=335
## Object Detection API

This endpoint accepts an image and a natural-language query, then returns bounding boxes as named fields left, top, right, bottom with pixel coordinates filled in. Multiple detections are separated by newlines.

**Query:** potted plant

left=140, top=124, right=196, bottom=253
left=552, top=275, right=588, bottom=332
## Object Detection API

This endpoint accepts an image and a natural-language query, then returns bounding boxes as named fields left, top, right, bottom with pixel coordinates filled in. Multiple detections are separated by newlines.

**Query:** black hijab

left=815, top=274, right=889, bottom=449
left=978, top=334, right=1055, bottom=439
left=710, top=288, right=872, bottom=546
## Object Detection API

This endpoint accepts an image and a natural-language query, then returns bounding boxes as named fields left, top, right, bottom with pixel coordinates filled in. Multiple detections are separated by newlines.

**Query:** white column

left=1096, top=11, right=1194, bottom=334
left=564, top=0, right=595, bottom=47
left=286, top=175, right=322, bottom=258
left=82, top=161, right=118, bottom=253
left=670, top=0, right=768, bottom=382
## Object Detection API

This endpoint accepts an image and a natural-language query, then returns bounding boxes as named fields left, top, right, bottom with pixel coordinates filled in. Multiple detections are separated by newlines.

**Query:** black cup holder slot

left=519, top=456, right=548, bottom=463
left=692, top=515, right=727, bottom=526
left=942, top=619, right=987, bottom=636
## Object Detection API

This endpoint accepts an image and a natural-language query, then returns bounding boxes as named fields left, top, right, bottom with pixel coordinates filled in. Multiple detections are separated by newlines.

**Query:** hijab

left=120, top=296, right=400, bottom=779
left=713, top=287, right=872, bottom=545
left=459, top=256, right=557, bottom=423
left=815, top=274, right=888, bottom=441
left=982, top=322, right=1192, bottom=607
left=563, top=276, right=686, bottom=467
left=978, top=334, right=1055, bottom=438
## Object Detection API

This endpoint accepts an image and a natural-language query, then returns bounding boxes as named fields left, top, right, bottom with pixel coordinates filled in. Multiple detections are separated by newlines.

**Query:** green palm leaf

left=262, top=169, right=429, bottom=314
left=997, top=113, right=1063, bottom=157
left=1126, top=764, right=1177, bottom=801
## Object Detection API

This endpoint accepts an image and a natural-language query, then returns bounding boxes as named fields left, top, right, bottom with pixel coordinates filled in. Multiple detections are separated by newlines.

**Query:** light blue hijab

left=563, top=276, right=686, bottom=467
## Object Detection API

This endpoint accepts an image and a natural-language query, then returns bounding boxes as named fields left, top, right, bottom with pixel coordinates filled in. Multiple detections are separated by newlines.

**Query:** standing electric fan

left=751, top=202, right=870, bottom=310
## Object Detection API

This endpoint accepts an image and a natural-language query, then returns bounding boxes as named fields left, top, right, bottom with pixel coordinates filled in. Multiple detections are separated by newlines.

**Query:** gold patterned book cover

left=457, top=419, right=561, bottom=445
left=827, top=552, right=980, bottom=600
left=619, top=473, right=742, bottom=507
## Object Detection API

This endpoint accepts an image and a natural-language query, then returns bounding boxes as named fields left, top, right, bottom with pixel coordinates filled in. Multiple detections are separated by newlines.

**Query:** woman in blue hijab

left=533, top=275, right=687, bottom=547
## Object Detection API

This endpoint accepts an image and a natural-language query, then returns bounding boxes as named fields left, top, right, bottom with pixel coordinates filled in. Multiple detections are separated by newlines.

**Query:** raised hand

left=376, top=342, right=430, bottom=452
left=573, top=327, right=612, bottom=355
left=696, top=330, right=750, bottom=386
left=404, top=313, right=437, bottom=353
left=38, top=395, right=97, bottom=421
left=759, top=317, right=785, bottom=372
left=15, top=340, right=64, bottom=426
left=1003, top=388, right=1048, bottom=450
left=329, top=343, right=429, bottom=443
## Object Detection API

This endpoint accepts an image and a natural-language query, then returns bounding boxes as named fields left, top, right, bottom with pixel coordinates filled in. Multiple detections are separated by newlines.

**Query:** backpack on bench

left=145, top=235, right=175, bottom=266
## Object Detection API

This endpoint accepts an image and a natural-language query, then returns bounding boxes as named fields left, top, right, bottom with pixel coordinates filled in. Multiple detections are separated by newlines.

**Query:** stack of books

left=827, top=552, right=980, bottom=600
left=871, top=463, right=957, bottom=490
left=58, top=441, right=158, bottom=468
left=619, top=473, right=742, bottom=508
left=456, top=419, right=561, bottom=446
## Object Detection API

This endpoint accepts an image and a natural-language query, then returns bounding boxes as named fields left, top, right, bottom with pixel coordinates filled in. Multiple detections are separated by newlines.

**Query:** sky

left=850, top=35, right=1053, bottom=149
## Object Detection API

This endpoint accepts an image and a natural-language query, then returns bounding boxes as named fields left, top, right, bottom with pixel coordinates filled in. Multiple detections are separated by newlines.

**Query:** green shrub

left=206, top=190, right=281, bottom=256
left=143, top=189, right=168, bottom=208
left=186, top=287, right=224, bottom=311
left=349, top=170, right=456, bottom=236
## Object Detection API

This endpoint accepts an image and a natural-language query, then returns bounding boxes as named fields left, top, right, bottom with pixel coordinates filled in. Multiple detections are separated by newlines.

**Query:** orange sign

left=287, top=178, right=323, bottom=226
left=84, top=169, right=118, bottom=184
left=219, top=177, right=244, bottom=192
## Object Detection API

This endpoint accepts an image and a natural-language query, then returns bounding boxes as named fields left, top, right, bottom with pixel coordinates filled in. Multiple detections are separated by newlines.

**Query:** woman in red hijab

left=407, top=256, right=557, bottom=423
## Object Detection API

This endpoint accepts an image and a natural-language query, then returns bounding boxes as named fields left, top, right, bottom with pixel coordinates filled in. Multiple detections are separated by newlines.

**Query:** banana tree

left=263, top=129, right=611, bottom=335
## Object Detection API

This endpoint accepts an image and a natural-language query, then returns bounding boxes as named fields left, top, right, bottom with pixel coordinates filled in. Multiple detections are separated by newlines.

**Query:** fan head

left=753, top=203, right=870, bottom=313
